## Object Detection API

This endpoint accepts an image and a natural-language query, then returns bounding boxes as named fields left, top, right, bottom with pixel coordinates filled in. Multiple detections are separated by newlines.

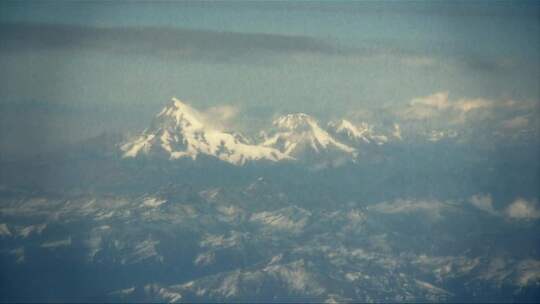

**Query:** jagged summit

left=328, top=119, right=390, bottom=145
left=263, top=113, right=355, bottom=157
left=273, top=113, right=318, bottom=130
left=154, top=97, right=205, bottom=130
left=119, top=98, right=412, bottom=166
left=329, top=120, right=363, bottom=139
left=120, top=98, right=290, bottom=165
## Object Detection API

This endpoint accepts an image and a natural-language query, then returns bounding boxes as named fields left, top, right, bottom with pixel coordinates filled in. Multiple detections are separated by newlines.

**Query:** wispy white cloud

left=401, top=92, right=494, bottom=122
left=468, top=194, right=540, bottom=221
left=203, top=105, right=240, bottom=130
left=453, top=98, right=494, bottom=114
left=469, top=194, right=498, bottom=215
left=410, top=92, right=451, bottom=110
left=505, top=198, right=540, bottom=220
left=368, top=199, right=454, bottom=220
left=391, top=91, right=539, bottom=142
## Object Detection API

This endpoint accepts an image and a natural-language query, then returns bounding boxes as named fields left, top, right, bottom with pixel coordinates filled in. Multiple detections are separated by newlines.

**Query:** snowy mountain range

left=328, top=119, right=402, bottom=145
left=3, top=176, right=538, bottom=303
left=120, top=98, right=400, bottom=166
left=2, top=97, right=539, bottom=303
left=262, top=113, right=357, bottom=159
left=120, top=98, right=290, bottom=165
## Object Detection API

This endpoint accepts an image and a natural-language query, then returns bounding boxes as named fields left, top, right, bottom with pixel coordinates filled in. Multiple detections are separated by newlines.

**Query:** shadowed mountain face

left=1, top=98, right=539, bottom=303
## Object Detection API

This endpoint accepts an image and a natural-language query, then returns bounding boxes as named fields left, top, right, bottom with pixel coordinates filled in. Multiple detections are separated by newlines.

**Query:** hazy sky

left=0, top=1, right=539, bottom=157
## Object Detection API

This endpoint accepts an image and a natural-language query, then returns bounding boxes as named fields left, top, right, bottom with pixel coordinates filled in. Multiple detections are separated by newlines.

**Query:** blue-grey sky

left=0, top=1, right=539, bottom=157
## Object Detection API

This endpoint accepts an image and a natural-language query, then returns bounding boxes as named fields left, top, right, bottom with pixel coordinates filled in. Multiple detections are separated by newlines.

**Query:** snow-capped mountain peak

left=120, top=98, right=290, bottom=165
left=263, top=113, right=355, bottom=157
left=330, top=119, right=366, bottom=141
left=328, top=119, right=389, bottom=145
left=120, top=98, right=423, bottom=165
left=155, top=97, right=205, bottom=130
left=273, top=113, right=318, bottom=131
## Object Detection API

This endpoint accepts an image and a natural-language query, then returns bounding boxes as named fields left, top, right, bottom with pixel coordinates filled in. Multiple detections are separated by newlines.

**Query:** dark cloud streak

left=0, top=22, right=527, bottom=74
left=0, top=23, right=344, bottom=62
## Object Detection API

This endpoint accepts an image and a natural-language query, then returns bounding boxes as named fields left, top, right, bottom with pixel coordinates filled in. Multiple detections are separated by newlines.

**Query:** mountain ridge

left=120, top=98, right=290, bottom=165
left=120, top=97, right=403, bottom=166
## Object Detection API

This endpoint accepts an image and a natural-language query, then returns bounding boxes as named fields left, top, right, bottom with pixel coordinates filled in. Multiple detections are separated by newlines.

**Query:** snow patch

left=41, top=237, right=72, bottom=249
